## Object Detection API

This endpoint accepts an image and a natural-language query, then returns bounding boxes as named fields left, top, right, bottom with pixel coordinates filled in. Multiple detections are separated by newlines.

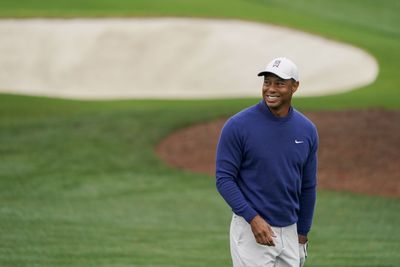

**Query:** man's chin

left=264, top=97, right=279, bottom=105
left=265, top=101, right=280, bottom=109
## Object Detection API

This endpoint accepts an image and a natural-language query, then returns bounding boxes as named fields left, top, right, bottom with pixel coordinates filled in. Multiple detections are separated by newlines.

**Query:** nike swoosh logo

left=295, top=140, right=304, bottom=144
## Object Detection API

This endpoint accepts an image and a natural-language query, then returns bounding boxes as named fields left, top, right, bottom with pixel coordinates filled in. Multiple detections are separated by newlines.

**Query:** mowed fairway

left=0, top=1, right=400, bottom=267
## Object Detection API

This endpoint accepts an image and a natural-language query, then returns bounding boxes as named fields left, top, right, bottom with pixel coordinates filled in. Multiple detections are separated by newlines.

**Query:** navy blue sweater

left=216, top=100, right=318, bottom=235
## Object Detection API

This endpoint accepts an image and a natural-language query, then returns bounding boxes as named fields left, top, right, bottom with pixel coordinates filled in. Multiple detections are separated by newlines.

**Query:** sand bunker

left=0, top=18, right=378, bottom=99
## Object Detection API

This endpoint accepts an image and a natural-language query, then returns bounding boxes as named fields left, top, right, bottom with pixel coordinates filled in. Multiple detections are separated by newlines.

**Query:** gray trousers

left=230, top=214, right=307, bottom=267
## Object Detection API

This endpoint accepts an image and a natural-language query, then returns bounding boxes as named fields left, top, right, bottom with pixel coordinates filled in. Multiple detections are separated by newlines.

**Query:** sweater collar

left=258, top=100, right=294, bottom=122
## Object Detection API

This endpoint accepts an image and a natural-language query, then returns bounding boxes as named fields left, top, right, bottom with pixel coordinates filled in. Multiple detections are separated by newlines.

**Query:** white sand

left=0, top=18, right=378, bottom=99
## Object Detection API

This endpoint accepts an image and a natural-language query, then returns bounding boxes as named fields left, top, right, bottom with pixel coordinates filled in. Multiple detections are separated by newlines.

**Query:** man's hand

left=298, top=235, right=308, bottom=267
left=250, top=215, right=276, bottom=246
left=298, top=234, right=308, bottom=244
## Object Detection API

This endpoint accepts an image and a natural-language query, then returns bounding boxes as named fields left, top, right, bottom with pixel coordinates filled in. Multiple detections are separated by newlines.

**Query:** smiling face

left=262, top=73, right=299, bottom=117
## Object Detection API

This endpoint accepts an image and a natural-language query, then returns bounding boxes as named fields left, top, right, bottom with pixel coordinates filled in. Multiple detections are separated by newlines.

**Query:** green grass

left=0, top=0, right=400, bottom=266
left=1, top=97, right=399, bottom=267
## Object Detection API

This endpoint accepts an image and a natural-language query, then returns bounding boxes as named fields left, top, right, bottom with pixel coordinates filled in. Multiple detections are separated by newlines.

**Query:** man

left=216, top=57, right=318, bottom=267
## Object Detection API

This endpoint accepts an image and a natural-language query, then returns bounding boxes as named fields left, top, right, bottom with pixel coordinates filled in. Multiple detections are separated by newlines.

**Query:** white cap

left=257, top=57, right=299, bottom=81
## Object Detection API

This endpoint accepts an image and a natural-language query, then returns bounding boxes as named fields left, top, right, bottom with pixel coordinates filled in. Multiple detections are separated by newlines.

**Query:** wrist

left=250, top=214, right=262, bottom=226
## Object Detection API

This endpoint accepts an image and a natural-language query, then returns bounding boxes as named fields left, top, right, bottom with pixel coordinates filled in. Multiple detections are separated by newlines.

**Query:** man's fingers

left=264, top=227, right=276, bottom=245
left=255, top=232, right=275, bottom=246
left=266, top=234, right=275, bottom=246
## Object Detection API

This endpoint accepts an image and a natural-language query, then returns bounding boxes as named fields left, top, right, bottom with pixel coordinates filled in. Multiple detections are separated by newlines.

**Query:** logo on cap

left=272, top=60, right=281, bottom=68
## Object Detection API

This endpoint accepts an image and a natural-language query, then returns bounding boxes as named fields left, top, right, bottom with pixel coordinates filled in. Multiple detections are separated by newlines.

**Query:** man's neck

left=270, top=106, right=290, bottom=118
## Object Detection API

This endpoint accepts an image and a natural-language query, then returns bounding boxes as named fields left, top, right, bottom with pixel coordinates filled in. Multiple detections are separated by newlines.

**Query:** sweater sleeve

left=297, top=129, right=318, bottom=236
left=215, top=119, right=258, bottom=223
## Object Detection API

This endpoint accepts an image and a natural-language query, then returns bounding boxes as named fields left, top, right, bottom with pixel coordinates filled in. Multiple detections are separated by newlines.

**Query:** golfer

left=216, top=57, right=318, bottom=267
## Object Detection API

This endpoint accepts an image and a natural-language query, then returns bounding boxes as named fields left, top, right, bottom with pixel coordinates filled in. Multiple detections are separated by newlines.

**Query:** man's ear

left=292, top=81, right=299, bottom=93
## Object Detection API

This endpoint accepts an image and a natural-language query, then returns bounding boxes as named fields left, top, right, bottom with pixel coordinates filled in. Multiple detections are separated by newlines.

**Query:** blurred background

left=0, top=1, right=399, bottom=266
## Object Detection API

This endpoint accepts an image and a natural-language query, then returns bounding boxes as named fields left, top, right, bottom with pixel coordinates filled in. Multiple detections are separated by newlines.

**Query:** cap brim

left=257, top=71, right=270, bottom=77
left=257, top=70, right=292, bottom=80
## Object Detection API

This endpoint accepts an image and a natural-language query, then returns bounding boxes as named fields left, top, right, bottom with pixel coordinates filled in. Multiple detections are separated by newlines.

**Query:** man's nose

left=267, top=83, right=278, bottom=92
